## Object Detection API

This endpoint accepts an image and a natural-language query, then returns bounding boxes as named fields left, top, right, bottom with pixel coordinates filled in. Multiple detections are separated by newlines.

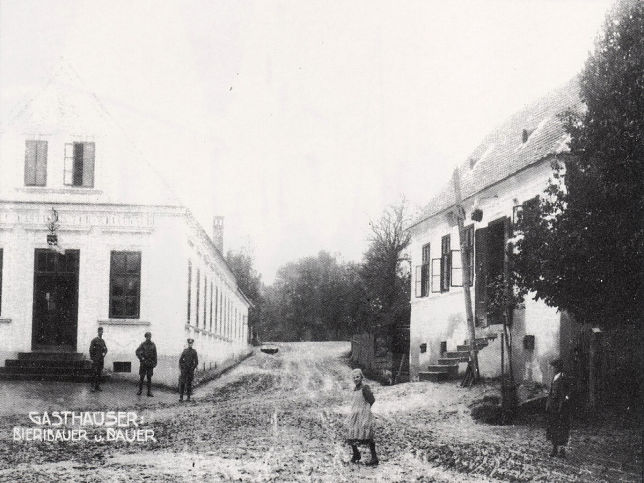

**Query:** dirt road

left=0, top=342, right=640, bottom=482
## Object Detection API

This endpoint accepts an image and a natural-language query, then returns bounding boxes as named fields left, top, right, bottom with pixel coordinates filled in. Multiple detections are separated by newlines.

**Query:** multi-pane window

left=196, top=269, right=200, bottom=327
left=109, top=251, right=141, bottom=318
left=24, top=140, right=48, bottom=186
left=440, top=235, right=451, bottom=292
left=451, top=225, right=475, bottom=287
left=215, top=286, right=219, bottom=333
left=187, top=261, right=192, bottom=324
left=203, top=275, right=208, bottom=329
left=0, top=249, right=3, bottom=315
left=64, top=142, right=95, bottom=187
left=210, top=281, right=213, bottom=331
left=414, top=243, right=431, bottom=297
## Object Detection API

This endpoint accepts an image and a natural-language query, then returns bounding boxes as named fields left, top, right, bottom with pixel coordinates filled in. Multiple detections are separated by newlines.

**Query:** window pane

left=111, top=298, right=124, bottom=318
left=126, top=253, right=140, bottom=273
left=112, top=253, right=126, bottom=273
left=111, top=276, right=124, bottom=296
left=73, top=143, right=84, bottom=186
left=126, top=278, right=139, bottom=296
left=125, top=296, right=138, bottom=317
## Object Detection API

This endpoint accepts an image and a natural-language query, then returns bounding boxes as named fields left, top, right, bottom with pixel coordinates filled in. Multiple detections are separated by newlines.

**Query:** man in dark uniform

left=89, top=327, right=108, bottom=392
left=135, top=332, right=157, bottom=397
left=546, top=358, right=572, bottom=457
left=179, top=338, right=199, bottom=402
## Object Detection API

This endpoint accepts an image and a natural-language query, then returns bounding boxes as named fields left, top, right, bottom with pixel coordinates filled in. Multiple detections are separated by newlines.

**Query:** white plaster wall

left=408, top=159, right=564, bottom=382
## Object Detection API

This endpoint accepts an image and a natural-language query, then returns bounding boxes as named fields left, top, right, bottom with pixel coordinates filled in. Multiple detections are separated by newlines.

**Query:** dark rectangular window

left=24, top=140, right=47, bottom=186
left=440, top=235, right=451, bottom=292
left=113, top=361, right=131, bottom=373
left=203, top=275, right=208, bottom=328
left=109, top=251, right=141, bottom=319
left=210, top=281, right=213, bottom=331
left=420, top=243, right=430, bottom=296
left=64, top=142, right=95, bottom=187
left=196, top=269, right=200, bottom=327
left=187, top=261, right=192, bottom=324
left=0, top=248, right=3, bottom=315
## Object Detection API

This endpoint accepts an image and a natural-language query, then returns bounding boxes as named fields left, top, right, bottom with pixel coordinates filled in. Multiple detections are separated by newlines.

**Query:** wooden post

left=452, top=168, right=478, bottom=382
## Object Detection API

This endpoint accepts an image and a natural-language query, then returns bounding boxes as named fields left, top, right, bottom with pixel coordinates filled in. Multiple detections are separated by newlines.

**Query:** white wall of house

left=0, top=73, right=251, bottom=387
left=409, top=158, right=563, bottom=383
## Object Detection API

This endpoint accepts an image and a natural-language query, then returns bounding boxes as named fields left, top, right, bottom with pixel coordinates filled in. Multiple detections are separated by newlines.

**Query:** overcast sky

left=0, top=0, right=612, bottom=282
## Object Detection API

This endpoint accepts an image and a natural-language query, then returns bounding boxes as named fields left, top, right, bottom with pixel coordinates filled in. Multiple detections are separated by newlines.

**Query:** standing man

left=179, top=338, right=199, bottom=402
left=546, top=358, right=572, bottom=457
left=89, top=327, right=108, bottom=392
left=135, top=331, right=157, bottom=397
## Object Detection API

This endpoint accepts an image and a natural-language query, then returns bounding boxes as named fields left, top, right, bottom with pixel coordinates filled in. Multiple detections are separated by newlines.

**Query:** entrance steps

left=0, top=352, right=99, bottom=382
left=419, top=337, right=491, bottom=383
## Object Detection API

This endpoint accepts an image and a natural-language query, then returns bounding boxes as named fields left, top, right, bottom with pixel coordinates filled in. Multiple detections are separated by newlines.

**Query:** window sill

left=0, top=318, right=11, bottom=324
left=17, top=187, right=103, bottom=195
left=98, top=319, right=150, bottom=326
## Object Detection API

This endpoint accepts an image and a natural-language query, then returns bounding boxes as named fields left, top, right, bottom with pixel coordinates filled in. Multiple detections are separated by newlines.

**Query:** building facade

left=0, top=65, right=251, bottom=386
left=408, top=80, right=580, bottom=385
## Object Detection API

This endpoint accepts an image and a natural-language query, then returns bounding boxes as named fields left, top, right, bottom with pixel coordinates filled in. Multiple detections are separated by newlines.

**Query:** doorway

left=32, top=249, right=79, bottom=351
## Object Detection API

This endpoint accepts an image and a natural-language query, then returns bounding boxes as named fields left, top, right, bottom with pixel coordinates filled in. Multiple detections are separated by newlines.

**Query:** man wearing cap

left=179, top=338, right=199, bottom=401
left=89, top=327, right=108, bottom=392
left=135, top=332, right=157, bottom=397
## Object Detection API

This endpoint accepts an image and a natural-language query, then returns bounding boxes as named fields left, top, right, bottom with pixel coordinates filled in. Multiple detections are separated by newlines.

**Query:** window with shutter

left=415, top=265, right=422, bottom=297
left=187, top=261, right=192, bottom=324
left=64, top=142, right=95, bottom=187
left=24, top=140, right=48, bottom=186
left=0, top=248, right=3, bottom=315
left=440, top=234, right=450, bottom=292
left=450, top=250, right=462, bottom=287
left=421, top=243, right=430, bottom=296
left=474, top=226, right=488, bottom=326
left=431, top=258, right=441, bottom=293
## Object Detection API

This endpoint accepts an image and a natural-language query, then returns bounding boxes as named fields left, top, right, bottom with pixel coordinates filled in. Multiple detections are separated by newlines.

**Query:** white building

left=0, top=65, right=251, bottom=386
left=407, top=80, right=579, bottom=384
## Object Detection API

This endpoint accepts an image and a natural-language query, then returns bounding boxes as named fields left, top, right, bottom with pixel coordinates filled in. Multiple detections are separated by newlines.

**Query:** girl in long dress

left=346, top=368, right=378, bottom=465
left=546, top=358, right=572, bottom=457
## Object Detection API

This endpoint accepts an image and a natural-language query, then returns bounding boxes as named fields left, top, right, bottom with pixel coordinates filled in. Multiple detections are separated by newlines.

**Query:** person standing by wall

left=135, top=332, right=157, bottom=397
left=89, top=327, right=108, bottom=392
left=179, top=338, right=199, bottom=402
left=346, top=368, right=378, bottom=466
left=546, top=358, right=572, bottom=457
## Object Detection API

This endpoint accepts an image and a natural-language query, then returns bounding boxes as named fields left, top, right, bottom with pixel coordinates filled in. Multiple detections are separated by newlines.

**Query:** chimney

left=212, top=216, right=224, bottom=253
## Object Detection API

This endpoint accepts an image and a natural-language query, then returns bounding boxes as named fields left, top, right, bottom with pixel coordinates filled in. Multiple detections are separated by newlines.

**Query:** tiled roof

left=411, top=77, right=582, bottom=227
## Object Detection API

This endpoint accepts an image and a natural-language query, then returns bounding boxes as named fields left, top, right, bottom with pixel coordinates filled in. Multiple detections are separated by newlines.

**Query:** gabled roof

left=2, top=60, right=182, bottom=207
left=410, top=77, right=582, bottom=228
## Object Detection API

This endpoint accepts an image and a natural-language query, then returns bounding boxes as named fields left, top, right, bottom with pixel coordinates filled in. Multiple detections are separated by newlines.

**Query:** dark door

left=32, top=249, right=79, bottom=351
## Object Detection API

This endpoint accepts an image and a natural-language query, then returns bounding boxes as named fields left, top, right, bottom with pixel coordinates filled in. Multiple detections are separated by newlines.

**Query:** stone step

left=0, top=365, right=93, bottom=375
left=17, top=352, right=86, bottom=361
left=456, top=343, right=487, bottom=352
left=444, top=350, right=470, bottom=359
left=6, top=359, right=92, bottom=369
left=465, top=338, right=490, bottom=345
left=438, top=357, right=468, bottom=364
left=0, top=372, right=98, bottom=383
left=427, top=364, right=458, bottom=376
left=419, top=371, right=453, bottom=382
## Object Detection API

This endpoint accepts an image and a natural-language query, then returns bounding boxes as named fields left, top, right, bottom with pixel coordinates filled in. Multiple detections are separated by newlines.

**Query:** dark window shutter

left=24, top=140, right=37, bottom=185
left=82, top=142, right=95, bottom=187
left=35, top=141, right=47, bottom=185
left=73, top=143, right=84, bottom=186
left=431, top=258, right=441, bottom=293
left=415, top=265, right=422, bottom=297
left=474, top=226, right=488, bottom=326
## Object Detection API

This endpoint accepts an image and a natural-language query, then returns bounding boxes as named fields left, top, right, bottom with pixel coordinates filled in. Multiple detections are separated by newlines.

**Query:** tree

left=513, top=0, right=644, bottom=329
left=360, top=201, right=412, bottom=330
left=226, top=249, right=263, bottom=343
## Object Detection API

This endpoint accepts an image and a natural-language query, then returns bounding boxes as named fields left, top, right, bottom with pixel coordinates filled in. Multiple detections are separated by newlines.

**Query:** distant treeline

left=226, top=203, right=411, bottom=342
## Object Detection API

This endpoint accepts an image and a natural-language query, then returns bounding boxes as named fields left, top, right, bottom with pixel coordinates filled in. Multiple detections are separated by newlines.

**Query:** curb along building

left=408, top=79, right=580, bottom=385
left=0, top=65, right=251, bottom=386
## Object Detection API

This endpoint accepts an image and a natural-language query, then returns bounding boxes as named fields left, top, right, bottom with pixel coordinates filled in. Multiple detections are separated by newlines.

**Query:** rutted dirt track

left=0, top=342, right=640, bottom=482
